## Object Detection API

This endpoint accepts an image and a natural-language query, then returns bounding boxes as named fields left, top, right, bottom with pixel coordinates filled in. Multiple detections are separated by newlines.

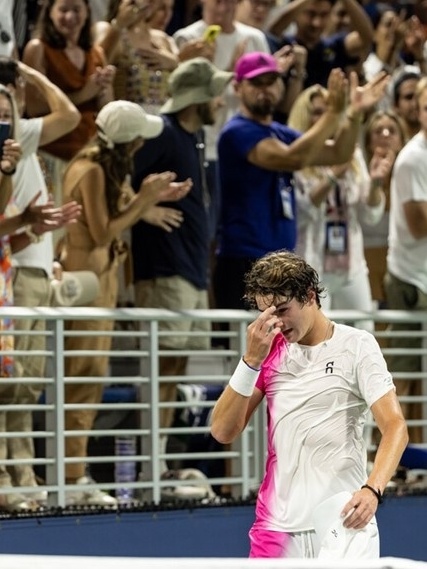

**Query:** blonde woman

left=362, top=110, right=406, bottom=309
left=288, top=84, right=392, bottom=330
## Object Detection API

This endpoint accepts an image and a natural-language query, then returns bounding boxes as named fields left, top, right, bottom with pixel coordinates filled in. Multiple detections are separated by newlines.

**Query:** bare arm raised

left=211, top=306, right=283, bottom=444
left=247, top=68, right=347, bottom=171
left=17, top=62, right=81, bottom=146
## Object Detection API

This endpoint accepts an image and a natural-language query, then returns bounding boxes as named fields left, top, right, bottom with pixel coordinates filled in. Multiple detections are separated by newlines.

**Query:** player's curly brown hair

left=244, top=250, right=325, bottom=309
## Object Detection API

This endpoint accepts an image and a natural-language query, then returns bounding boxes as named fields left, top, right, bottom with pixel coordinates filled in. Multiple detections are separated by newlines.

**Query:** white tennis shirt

left=254, top=323, right=395, bottom=532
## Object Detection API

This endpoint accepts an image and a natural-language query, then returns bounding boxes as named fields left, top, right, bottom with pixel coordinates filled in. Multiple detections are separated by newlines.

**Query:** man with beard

left=131, top=57, right=233, bottom=479
left=214, top=52, right=389, bottom=310
left=392, top=67, right=421, bottom=141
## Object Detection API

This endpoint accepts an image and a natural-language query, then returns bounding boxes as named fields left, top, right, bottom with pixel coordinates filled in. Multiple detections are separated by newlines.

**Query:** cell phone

left=0, top=121, right=10, bottom=152
left=203, top=25, right=221, bottom=43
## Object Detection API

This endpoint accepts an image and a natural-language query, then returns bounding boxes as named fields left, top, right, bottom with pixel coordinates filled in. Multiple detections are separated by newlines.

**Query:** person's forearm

left=0, top=212, right=27, bottom=237
left=68, top=84, right=98, bottom=106
left=27, top=71, right=81, bottom=140
left=342, top=0, right=373, bottom=46
left=280, top=74, right=305, bottom=116
left=367, top=179, right=384, bottom=207
left=210, top=386, right=252, bottom=444
left=0, top=175, right=13, bottom=214
left=367, top=417, right=408, bottom=493
left=331, top=109, right=363, bottom=163
left=377, top=41, right=401, bottom=68
left=10, top=231, right=33, bottom=253
left=29, top=71, right=78, bottom=116
left=95, top=22, right=122, bottom=63
left=287, top=110, right=342, bottom=168
left=25, top=84, right=51, bottom=117
left=93, top=193, right=150, bottom=244
left=309, top=174, right=336, bottom=207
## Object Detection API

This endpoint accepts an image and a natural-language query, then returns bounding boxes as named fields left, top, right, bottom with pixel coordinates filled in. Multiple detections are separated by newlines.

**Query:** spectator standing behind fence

left=94, top=0, right=179, bottom=114
left=0, top=84, right=81, bottom=512
left=385, top=76, right=427, bottom=445
left=211, top=250, right=408, bottom=559
left=267, top=0, right=373, bottom=89
left=57, top=101, right=192, bottom=506
left=131, top=58, right=232, bottom=477
left=361, top=110, right=406, bottom=311
left=173, top=0, right=270, bottom=248
left=22, top=0, right=116, bottom=204
left=287, top=84, right=388, bottom=331
left=214, top=53, right=388, bottom=311
left=0, top=57, right=80, bottom=509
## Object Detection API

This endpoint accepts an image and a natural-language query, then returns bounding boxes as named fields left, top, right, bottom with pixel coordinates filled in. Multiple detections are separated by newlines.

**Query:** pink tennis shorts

left=249, top=526, right=290, bottom=558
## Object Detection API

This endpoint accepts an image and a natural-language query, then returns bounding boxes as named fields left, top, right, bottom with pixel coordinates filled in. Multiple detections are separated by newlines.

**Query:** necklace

left=295, top=320, right=334, bottom=368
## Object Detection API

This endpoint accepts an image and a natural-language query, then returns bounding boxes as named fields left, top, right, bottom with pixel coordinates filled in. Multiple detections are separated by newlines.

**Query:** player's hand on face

left=245, top=306, right=283, bottom=368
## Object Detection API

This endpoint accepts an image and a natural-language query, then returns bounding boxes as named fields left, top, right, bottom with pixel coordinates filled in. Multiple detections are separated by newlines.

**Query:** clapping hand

left=138, top=172, right=193, bottom=210
left=23, top=192, right=82, bottom=234
left=348, top=71, right=389, bottom=114
left=160, top=178, right=193, bottom=202
left=273, top=45, right=295, bottom=75
left=274, top=44, right=307, bottom=77
left=113, top=0, right=150, bottom=30
left=94, top=65, right=116, bottom=95
left=140, top=206, right=184, bottom=232
left=403, top=16, right=426, bottom=63
left=325, top=68, right=348, bottom=115
left=369, top=147, right=396, bottom=183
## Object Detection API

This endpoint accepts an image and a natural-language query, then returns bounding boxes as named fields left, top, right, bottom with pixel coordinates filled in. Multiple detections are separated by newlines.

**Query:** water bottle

left=114, top=435, right=136, bottom=503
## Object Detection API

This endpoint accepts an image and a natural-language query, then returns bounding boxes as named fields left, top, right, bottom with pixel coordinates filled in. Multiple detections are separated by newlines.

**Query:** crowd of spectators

left=0, top=0, right=426, bottom=511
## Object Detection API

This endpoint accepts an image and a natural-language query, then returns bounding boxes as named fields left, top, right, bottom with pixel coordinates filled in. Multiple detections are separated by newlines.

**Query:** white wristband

left=229, top=358, right=261, bottom=397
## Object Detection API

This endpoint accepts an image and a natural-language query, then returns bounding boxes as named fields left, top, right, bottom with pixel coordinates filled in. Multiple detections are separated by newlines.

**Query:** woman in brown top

left=59, top=100, right=191, bottom=507
left=22, top=0, right=116, bottom=201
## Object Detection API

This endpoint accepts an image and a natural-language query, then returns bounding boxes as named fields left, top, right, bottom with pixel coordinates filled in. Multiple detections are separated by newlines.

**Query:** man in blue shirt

left=214, top=52, right=388, bottom=310
left=132, top=58, right=232, bottom=475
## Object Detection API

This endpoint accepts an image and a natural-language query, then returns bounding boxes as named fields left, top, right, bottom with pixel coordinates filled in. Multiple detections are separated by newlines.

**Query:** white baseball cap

left=95, top=100, right=164, bottom=148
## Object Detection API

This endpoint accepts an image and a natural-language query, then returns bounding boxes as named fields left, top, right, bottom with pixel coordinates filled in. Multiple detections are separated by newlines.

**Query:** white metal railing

left=0, top=307, right=426, bottom=508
